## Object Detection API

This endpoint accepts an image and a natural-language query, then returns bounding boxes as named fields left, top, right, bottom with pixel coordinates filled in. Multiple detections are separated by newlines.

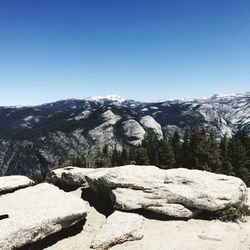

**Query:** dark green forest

left=52, top=129, right=250, bottom=186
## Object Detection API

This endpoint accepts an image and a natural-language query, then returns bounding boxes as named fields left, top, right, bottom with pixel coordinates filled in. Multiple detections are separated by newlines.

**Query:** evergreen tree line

left=59, top=129, right=250, bottom=186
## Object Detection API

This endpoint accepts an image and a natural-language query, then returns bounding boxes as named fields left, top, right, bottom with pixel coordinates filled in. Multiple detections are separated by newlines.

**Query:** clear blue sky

left=0, top=0, right=249, bottom=106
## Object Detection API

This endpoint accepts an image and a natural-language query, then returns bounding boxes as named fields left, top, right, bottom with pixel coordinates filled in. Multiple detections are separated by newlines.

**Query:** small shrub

left=214, top=205, right=250, bottom=222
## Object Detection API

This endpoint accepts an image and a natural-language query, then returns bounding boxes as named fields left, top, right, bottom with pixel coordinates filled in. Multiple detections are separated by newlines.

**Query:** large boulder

left=0, top=175, right=34, bottom=194
left=91, top=211, right=144, bottom=249
left=0, top=183, right=87, bottom=249
left=85, top=165, right=247, bottom=218
left=39, top=187, right=250, bottom=250
left=50, top=166, right=107, bottom=187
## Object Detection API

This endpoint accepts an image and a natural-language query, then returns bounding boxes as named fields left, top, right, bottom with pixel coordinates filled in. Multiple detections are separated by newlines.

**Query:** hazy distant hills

left=0, top=93, right=249, bottom=177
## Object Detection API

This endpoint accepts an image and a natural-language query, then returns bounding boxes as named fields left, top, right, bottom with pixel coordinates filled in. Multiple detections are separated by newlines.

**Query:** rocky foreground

left=1, top=165, right=250, bottom=249
left=52, top=165, right=247, bottom=218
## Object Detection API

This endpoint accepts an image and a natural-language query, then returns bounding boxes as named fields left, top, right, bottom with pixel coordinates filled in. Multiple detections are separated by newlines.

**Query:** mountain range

left=0, top=93, right=249, bottom=177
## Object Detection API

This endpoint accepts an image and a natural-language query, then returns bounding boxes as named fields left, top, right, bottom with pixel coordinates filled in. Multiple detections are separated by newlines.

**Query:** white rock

left=68, top=110, right=92, bottom=121
left=111, top=218, right=250, bottom=250
left=85, top=165, right=247, bottom=218
left=43, top=187, right=250, bottom=250
left=101, top=110, right=120, bottom=124
left=91, top=211, right=144, bottom=249
left=140, top=115, right=163, bottom=139
left=89, top=110, right=121, bottom=147
left=51, top=166, right=106, bottom=187
left=196, top=104, right=233, bottom=136
left=0, top=175, right=34, bottom=194
left=0, top=183, right=87, bottom=249
left=123, top=119, right=146, bottom=145
left=247, top=188, right=250, bottom=208
left=44, top=187, right=107, bottom=250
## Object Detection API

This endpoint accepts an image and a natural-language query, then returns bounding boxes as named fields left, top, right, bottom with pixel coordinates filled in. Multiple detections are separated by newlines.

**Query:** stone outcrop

left=140, top=115, right=163, bottom=140
left=122, top=119, right=146, bottom=145
left=0, top=183, right=87, bottom=249
left=85, top=165, right=247, bottom=218
left=111, top=218, right=250, bottom=250
left=0, top=175, right=34, bottom=194
left=43, top=186, right=250, bottom=250
left=91, top=211, right=144, bottom=249
left=50, top=166, right=107, bottom=187
left=51, top=166, right=91, bottom=187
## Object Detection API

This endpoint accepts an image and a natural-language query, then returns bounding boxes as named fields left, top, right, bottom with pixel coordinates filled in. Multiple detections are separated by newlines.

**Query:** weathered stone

left=85, top=165, right=247, bottom=218
left=43, top=186, right=250, bottom=250
left=50, top=166, right=107, bottom=187
left=111, top=218, right=250, bottom=250
left=247, top=188, right=250, bottom=208
left=91, top=211, right=144, bottom=249
left=0, top=183, right=87, bottom=249
left=0, top=175, right=34, bottom=194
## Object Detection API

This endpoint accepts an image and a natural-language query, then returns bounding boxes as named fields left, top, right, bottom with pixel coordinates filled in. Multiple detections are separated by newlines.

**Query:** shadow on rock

left=81, top=188, right=114, bottom=217
left=129, top=209, right=190, bottom=221
left=50, top=181, right=82, bottom=192
left=17, top=220, right=86, bottom=250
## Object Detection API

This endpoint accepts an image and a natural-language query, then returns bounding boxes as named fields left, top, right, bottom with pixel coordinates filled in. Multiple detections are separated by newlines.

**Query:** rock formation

left=1, top=166, right=249, bottom=249
left=0, top=183, right=87, bottom=249
left=91, top=211, right=144, bottom=249
left=85, top=165, right=247, bottom=218
left=0, top=175, right=34, bottom=194
left=50, top=166, right=107, bottom=187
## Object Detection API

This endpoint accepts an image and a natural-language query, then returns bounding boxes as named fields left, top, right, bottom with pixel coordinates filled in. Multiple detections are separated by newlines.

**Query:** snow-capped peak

left=85, top=95, right=125, bottom=103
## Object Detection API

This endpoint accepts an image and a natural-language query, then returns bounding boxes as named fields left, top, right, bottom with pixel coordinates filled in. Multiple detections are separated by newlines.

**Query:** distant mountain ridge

left=0, top=92, right=249, bottom=177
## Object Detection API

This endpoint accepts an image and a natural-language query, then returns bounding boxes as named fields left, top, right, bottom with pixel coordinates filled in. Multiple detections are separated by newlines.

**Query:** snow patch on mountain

left=85, top=95, right=125, bottom=103
left=23, top=116, right=34, bottom=122
left=150, top=106, right=158, bottom=110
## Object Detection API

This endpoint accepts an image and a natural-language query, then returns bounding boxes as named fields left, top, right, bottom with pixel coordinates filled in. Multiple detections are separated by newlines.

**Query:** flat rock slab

left=91, top=211, right=144, bottom=250
left=0, top=183, right=87, bottom=250
left=0, top=175, right=34, bottom=194
left=85, top=165, right=247, bottom=218
left=43, top=188, right=250, bottom=250
left=110, top=218, right=250, bottom=250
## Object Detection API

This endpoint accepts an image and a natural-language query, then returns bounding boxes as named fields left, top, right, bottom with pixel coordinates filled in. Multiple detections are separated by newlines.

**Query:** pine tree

left=207, top=132, right=222, bottom=173
left=120, top=147, right=129, bottom=165
left=181, top=131, right=192, bottom=169
left=229, top=137, right=250, bottom=185
left=189, top=129, right=209, bottom=170
left=144, top=133, right=160, bottom=166
left=158, top=139, right=175, bottom=169
left=172, top=131, right=182, bottom=167
left=111, top=147, right=119, bottom=167
left=220, top=136, right=235, bottom=176
left=134, top=146, right=150, bottom=165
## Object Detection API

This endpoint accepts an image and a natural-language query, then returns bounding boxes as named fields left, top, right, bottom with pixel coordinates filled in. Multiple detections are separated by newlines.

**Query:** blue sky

left=0, top=0, right=249, bottom=105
